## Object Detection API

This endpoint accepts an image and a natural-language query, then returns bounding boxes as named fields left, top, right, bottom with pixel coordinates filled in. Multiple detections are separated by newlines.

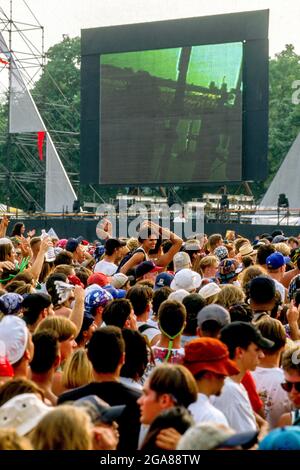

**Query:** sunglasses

left=281, top=381, right=300, bottom=393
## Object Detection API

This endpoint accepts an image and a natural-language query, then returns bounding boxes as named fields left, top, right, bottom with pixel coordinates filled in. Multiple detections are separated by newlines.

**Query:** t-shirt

left=251, top=366, right=292, bottom=428
left=211, top=377, right=257, bottom=432
left=58, top=381, right=141, bottom=451
left=137, top=321, right=160, bottom=343
left=94, top=260, right=118, bottom=276
left=189, top=393, right=229, bottom=426
left=152, top=346, right=185, bottom=365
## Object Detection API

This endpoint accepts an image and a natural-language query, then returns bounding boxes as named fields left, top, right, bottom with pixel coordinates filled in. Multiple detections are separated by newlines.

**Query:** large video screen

left=81, top=11, right=269, bottom=185
left=100, top=43, right=243, bottom=184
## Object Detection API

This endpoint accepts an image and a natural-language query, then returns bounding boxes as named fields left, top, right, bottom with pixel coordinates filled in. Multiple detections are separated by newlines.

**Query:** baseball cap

left=104, top=285, right=126, bottom=299
left=198, top=282, right=221, bottom=299
left=218, top=259, right=242, bottom=282
left=87, top=272, right=109, bottom=287
left=183, top=240, right=201, bottom=252
left=266, top=252, right=290, bottom=269
left=0, top=316, right=29, bottom=365
left=0, top=393, right=51, bottom=436
left=197, top=304, right=230, bottom=329
left=135, top=261, right=162, bottom=279
left=272, top=235, right=288, bottom=244
left=258, top=427, right=300, bottom=450
left=110, top=273, right=129, bottom=289
left=249, top=276, right=276, bottom=303
left=184, top=338, right=240, bottom=376
left=0, top=293, right=24, bottom=315
left=73, top=395, right=125, bottom=425
left=65, top=237, right=81, bottom=253
left=220, top=321, right=275, bottom=350
left=170, top=269, right=201, bottom=292
left=0, top=355, right=14, bottom=378
left=177, top=422, right=258, bottom=450
left=214, top=246, right=228, bottom=261
left=154, top=272, right=174, bottom=290
left=173, top=252, right=191, bottom=272
left=168, top=289, right=190, bottom=303
left=84, top=288, right=113, bottom=314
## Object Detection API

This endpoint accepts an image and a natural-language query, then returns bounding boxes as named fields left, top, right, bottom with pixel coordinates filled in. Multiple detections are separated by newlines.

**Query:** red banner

left=37, top=131, right=46, bottom=161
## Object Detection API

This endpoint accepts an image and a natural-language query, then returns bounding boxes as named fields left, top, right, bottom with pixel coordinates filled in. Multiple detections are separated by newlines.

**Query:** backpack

left=116, top=247, right=146, bottom=273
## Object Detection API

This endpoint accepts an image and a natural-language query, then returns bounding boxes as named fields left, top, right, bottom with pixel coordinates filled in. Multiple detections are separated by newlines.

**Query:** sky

left=1, top=0, right=300, bottom=57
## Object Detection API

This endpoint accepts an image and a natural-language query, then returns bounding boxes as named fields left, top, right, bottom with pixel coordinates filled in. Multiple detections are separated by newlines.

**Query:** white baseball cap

left=0, top=316, right=28, bottom=365
left=0, top=393, right=52, bottom=436
left=198, top=282, right=221, bottom=299
left=170, top=269, right=202, bottom=292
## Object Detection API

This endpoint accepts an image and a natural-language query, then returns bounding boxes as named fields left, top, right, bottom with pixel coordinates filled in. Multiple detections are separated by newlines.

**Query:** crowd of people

left=0, top=215, right=300, bottom=451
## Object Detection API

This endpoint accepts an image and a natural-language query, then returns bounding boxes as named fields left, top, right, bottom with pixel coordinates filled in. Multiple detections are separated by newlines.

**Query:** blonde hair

left=198, top=255, right=219, bottom=273
left=53, top=264, right=75, bottom=277
left=35, top=316, right=77, bottom=342
left=216, top=285, right=245, bottom=310
left=239, top=265, right=266, bottom=291
left=126, top=237, right=139, bottom=252
left=62, top=348, right=93, bottom=390
left=0, top=429, right=32, bottom=450
left=255, top=317, right=286, bottom=354
left=30, top=405, right=92, bottom=450
left=273, top=243, right=290, bottom=257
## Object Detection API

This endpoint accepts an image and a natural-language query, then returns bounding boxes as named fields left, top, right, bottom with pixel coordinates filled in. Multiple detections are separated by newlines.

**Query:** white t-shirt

left=273, top=279, right=286, bottom=303
left=211, top=377, right=257, bottom=432
left=189, top=393, right=229, bottom=426
left=137, top=321, right=160, bottom=343
left=251, top=367, right=292, bottom=429
left=94, top=260, right=117, bottom=276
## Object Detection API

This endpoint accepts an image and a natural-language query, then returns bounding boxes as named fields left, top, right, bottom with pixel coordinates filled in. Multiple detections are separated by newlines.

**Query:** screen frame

left=81, top=10, right=269, bottom=186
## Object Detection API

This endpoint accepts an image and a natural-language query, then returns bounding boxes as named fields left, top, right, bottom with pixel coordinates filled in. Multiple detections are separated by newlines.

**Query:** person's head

left=288, top=237, right=299, bottom=250
left=248, top=276, right=276, bottom=311
left=0, top=393, right=51, bottom=437
left=228, top=303, right=253, bottom=323
left=220, top=321, right=274, bottom=373
left=170, top=269, right=201, bottom=293
left=126, top=285, right=152, bottom=318
left=138, top=227, right=159, bottom=252
left=137, top=364, right=197, bottom=425
left=30, top=405, right=92, bottom=450
left=281, top=346, right=300, bottom=408
left=208, top=234, right=223, bottom=252
left=157, top=301, right=186, bottom=360
left=0, top=316, right=34, bottom=375
left=53, top=264, right=76, bottom=277
left=234, top=237, right=249, bottom=254
left=182, top=293, right=206, bottom=336
left=256, top=244, right=275, bottom=266
left=255, top=317, right=286, bottom=356
left=154, top=272, right=174, bottom=291
left=198, top=282, right=221, bottom=305
left=104, top=238, right=126, bottom=259
left=258, top=426, right=300, bottom=450
left=0, top=239, right=14, bottom=262
left=152, top=287, right=172, bottom=318
left=53, top=250, right=73, bottom=267
left=87, top=326, right=125, bottom=376
left=197, top=304, right=231, bottom=338
left=266, top=252, right=290, bottom=277
left=218, top=259, right=241, bottom=284
left=102, top=298, right=134, bottom=329
left=22, top=293, right=53, bottom=329
left=30, top=236, right=41, bottom=256
left=0, top=377, right=44, bottom=407
left=0, top=429, right=32, bottom=450
left=10, top=223, right=25, bottom=237
left=65, top=238, right=85, bottom=263
left=62, top=348, right=94, bottom=390
left=240, top=265, right=266, bottom=294
left=121, top=329, right=148, bottom=381
left=35, top=316, right=77, bottom=363
left=177, top=422, right=258, bottom=450
left=216, top=285, right=245, bottom=310
left=74, top=267, right=92, bottom=288
left=75, top=313, right=96, bottom=347
left=184, top=338, right=239, bottom=396
left=140, top=406, right=194, bottom=451
left=173, top=252, right=192, bottom=272
left=30, top=329, right=60, bottom=375
left=110, top=273, right=130, bottom=291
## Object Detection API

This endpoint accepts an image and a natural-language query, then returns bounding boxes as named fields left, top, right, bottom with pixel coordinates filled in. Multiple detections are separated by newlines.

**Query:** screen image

left=100, top=42, right=243, bottom=184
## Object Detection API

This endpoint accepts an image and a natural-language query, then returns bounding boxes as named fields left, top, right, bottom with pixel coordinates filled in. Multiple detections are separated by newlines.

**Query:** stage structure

left=81, top=10, right=269, bottom=187
left=0, top=2, right=76, bottom=212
